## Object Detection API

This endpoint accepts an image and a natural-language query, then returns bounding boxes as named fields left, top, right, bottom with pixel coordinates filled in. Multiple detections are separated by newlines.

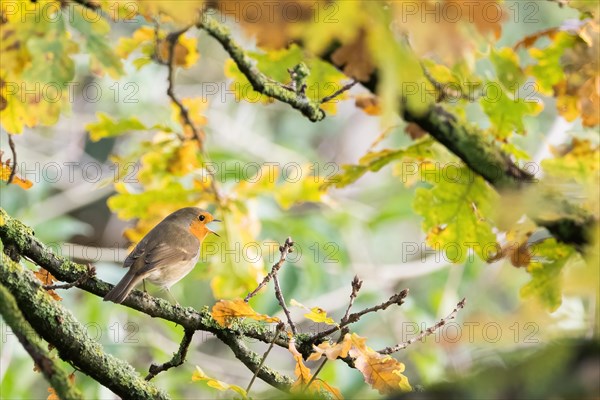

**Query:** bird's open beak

left=208, top=219, right=221, bottom=237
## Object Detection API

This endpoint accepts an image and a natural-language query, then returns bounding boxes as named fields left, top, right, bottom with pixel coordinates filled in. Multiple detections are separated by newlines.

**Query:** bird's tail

left=103, top=270, right=143, bottom=304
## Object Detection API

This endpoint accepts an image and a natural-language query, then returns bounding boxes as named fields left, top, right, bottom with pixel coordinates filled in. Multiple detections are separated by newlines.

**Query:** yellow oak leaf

left=192, top=366, right=248, bottom=398
left=348, top=333, right=412, bottom=395
left=290, top=299, right=337, bottom=326
left=307, top=334, right=352, bottom=361
left=211, top=299, right=280, bottom=328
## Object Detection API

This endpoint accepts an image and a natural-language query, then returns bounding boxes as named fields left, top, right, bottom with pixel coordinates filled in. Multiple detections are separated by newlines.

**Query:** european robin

left=103, top=207, right=220, bottom=304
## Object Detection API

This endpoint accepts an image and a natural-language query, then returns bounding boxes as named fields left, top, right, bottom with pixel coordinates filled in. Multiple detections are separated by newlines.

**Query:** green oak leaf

left=413, top=167, right=498, bottom=263
left=520, top=239, right=576, bottom=311
left=480, top=84, right=542, bottom=138
left=69, top=5, right=124, bottom=79
left=86, top=113, right=147, bottom=141
left=325, top=137, right=437, bottom=189
left=23, top=17, right=77, bottom=88
left=491, top=47, right=526, bottom=91
left=527, top=32, right=577, bottom=95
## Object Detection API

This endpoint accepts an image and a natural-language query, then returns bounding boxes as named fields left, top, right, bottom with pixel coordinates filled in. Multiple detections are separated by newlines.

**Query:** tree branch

left=213, top=328, right=294, bottom=391
left=146, top=328, right=195, bottom=381
left=6, top=132, right=17, bottom=185
left=162, top=25, right=204, bottom=145
left=0, top=208, right=296, bottom=391
left=197, top=14, right=326, bottom=122
left=312, top=289, right=409, bottom=342
left=378, top=298, right=466, bottom=354
left=0, top=284, right=84, bottom=400
left=0, top=252, right=168, bottom=399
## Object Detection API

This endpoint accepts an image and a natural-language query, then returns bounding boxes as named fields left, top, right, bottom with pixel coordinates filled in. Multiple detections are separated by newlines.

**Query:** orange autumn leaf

left=307, top=334, right=352, bottom=361
left=211, top=299, right=280, bottom=328
left=330, top=31, right=375, bottom=81
left=158, top=35, right=199, bottom=68
left=288, top=336, right=344, bottom=398
left=33, top=268, right=62, bottom=301
left=348, top=333, right=412, bottom=395
left=288, top=337, right=312, bottom=389
left=355, top=94, right=381, bottom=116
left=0, top=154, right=33, bottom=189
left=311, top=379, right=344, bottom=400
left=405, top=123, right=428, bottom=140
left=47, top=388, right=59, bottom=400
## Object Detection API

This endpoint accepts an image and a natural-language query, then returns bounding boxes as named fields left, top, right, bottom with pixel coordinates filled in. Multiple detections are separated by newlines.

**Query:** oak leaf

left=211, top=299, right=280, bottom=328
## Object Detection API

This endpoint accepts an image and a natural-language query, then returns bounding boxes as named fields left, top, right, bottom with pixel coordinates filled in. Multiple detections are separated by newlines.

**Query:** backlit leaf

left=413, top=166, right=499, bottom=263
left=520, top=239, right=576, bottom=311
left=86, top=113, right=147, bottom=141
left=290, top=299, right=337, bottom=326
left=211, top=299, right=280, bottom=328
left=349, top=333, right=411, bottom=395
left=192, top=366, right=248, bottom=398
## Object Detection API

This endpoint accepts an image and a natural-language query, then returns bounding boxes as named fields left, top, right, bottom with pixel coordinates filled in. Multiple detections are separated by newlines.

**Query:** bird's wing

left=140, top=233, right=199, bottom=273
left=122, top=235, right=149, bottom=269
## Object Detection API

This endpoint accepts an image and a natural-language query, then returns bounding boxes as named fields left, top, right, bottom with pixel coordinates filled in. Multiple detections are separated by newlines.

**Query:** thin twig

left=304, top=277, right=362, bottom=391
left=378, top=298, right=466, bottom=354
left=43, top=265, right=95, bottom=291
left=146, top=328, right=195, bottom=380
left=6, top=133, right=17, bottom=185
left=312, top=289, right=409, bottom=342
left=341, top=275, right=363, bottom=324
left=273, top=273, right=297, bottom=335
left=245, top=237, right=294, bottom=302
left=320, top=80, right=357, bottom=104
left=163, top=25, right=203, bottom=145
left=246, top=322, right=285, bottom=394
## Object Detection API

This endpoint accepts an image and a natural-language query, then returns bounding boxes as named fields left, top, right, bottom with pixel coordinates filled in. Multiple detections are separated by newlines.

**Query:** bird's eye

left=199, top=215, right=205, bottom=221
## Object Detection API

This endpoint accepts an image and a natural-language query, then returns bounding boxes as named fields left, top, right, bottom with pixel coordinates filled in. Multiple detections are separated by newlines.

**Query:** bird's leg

left=165, top=288, right=180, bottom=307
left=142, top=279, right=147, bottom=293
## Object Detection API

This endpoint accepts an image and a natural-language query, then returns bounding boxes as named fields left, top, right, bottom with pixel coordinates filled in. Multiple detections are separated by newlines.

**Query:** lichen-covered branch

left=0, top=252, right=168, bottom=400
left=0, top=208, right=296, bottom=391
left=197, top=14, right=326, bottom=122
left=213, top=328, right=294, bottom=391
left=0, top=284, right=84, bottom=400
left=146, top=328, right=195, bottom=381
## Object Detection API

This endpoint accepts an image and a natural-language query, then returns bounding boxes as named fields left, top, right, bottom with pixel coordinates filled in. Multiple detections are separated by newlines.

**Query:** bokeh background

left=1, top=1, right=597, bottom=398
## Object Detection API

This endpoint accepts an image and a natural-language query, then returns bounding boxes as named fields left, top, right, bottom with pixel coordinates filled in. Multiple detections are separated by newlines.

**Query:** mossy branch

left=0, top=284, right=84, bottom=400
left=196, top=14, right=326, bottom=122
left=0, top=251, right=168, bottom=400
left=0, top=208, right=295, bottom=392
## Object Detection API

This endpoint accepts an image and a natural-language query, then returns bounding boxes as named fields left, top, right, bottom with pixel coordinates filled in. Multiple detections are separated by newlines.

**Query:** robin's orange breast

left=189, top=219, right=210, bottom=241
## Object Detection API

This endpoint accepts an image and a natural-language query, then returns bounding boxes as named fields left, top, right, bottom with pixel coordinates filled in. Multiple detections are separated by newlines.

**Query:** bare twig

left=312, top=289, right=409, bottom=342
left=320, top=80, right=358, bottom=104
left=245, top=237, right=294, bottom=302
left=146, top=328, right=195, bottom=380
left=43, top=265, right=95, bottom=291
left=245, top=237, right=297, bottom=334
left=6, top=133, right=17, bottom=185
left=274, top=273, right=297, bottom=335
left=378, top=298, right=466, bottom=354
left=304, top=276, right=363, bottom=390
left=246, top=322, right=285, bottom=394
left=163, top=26, right=203, bottom=145
left=341, top=275, right=363, bottom=325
